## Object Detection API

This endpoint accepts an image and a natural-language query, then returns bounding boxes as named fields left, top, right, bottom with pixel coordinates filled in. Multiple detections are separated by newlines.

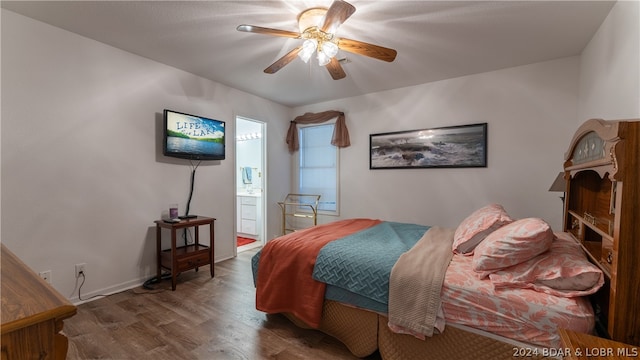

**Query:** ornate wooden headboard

left=562, top=118, right=640, bottom=346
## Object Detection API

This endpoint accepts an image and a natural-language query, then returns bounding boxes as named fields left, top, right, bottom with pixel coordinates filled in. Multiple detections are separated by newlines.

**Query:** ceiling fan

left=236, top=0, right=397, bottom=80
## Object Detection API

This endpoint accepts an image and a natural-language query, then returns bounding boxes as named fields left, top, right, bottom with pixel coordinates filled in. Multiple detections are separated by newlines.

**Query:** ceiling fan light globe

left=298, top=39, right=317, bottom=63
left=322, top=41, right=339, bottom=58
left=298, top=50, right=313, bottom=63
left=317, top=50, right=331, bottom=66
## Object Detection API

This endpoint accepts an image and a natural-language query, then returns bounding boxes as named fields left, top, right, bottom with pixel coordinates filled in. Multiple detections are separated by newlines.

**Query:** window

left=298, top=123, right=339, bottom=214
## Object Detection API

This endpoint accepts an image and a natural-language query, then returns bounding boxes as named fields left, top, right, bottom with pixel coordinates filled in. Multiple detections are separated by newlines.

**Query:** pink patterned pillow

left=453, top=204, right=513, bottom=255
left=472, top=217, right=553, bottom=277
left=488, top=232, right=604, bottom=297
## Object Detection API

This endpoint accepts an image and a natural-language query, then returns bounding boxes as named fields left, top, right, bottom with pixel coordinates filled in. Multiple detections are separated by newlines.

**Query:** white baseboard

left=70, top=257, right=231, bottom=305
left=70, top=275, right=153, bottom=305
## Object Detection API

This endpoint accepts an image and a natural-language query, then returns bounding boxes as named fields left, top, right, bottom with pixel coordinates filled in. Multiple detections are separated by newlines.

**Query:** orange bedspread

left=255, top=218, right=382, bottom=328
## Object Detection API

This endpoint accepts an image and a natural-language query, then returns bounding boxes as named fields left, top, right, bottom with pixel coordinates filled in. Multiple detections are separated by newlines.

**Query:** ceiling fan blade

left=321, top=0, right=356, bottom=33
left=338, top=38, right=397, bottom=62
left=237, top=24, right=301, bottom=39
left=326, top=58, right=347, bottom=80
left=264, top=47, right=303, bottom=74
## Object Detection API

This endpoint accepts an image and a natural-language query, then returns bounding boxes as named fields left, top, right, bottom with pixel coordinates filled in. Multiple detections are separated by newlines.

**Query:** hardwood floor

left=64, top=248, right=382, bottom=359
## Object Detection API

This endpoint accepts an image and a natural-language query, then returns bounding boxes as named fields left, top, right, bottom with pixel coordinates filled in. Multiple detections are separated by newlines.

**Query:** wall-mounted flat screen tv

left=163, top=109, right=225, bottom=160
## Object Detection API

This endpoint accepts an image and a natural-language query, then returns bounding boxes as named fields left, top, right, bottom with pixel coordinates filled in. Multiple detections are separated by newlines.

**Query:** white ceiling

left=2, top=1, right=616, bottom=107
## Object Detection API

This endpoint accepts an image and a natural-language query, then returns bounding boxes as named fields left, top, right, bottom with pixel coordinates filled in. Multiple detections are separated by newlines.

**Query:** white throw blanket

left=388, top=226, right=455, bottom=337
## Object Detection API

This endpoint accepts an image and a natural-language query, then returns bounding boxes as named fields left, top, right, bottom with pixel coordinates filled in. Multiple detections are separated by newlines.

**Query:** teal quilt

left=312, top=221, right=430, bottom=309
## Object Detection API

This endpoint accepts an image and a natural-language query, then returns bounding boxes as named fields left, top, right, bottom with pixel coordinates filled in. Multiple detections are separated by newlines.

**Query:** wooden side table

left=154, top=216, right=216, bottom=290
left=559, top=328, right=639, bottom=359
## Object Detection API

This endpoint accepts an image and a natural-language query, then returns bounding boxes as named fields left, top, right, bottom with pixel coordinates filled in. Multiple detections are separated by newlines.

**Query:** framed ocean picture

left=369, top=123, right=487, bottom=169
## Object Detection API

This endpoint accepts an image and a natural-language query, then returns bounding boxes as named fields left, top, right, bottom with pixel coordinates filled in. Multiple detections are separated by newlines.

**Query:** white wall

left=294, top=57, right=580, bottom=231
left=578, top=0, right=640, bottom=122
left=1, top=10, right=291, bottom=301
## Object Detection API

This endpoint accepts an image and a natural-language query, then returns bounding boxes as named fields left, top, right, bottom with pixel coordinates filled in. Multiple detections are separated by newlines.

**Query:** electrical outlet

left=75, top=263, right=86, bottom=278
left=39, top=270, right=52, bottom=284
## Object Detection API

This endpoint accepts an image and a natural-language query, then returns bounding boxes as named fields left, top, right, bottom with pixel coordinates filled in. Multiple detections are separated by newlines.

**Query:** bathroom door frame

left=235, top=116, right=267, bottom=255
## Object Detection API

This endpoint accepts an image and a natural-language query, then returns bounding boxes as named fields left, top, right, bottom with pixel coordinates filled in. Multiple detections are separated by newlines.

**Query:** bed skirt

left=284, top=300, right=548, bottom=359
left=378, top=316, right=549, bottom=360
left=284, top=300, right=378, bottom=357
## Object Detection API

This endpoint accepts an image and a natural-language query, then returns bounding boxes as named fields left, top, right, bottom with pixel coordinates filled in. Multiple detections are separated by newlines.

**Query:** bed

left=251, top=207, right=603, bottom=359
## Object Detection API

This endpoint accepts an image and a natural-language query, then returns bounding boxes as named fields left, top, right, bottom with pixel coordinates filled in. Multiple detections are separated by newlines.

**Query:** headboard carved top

left=563, top=118, right=625, bottom=181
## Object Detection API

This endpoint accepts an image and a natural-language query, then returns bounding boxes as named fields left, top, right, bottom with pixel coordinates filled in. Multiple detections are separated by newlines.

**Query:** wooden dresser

left=561, top=119, right=640, bottom=345
left=1, top=244, right=77, bottom=359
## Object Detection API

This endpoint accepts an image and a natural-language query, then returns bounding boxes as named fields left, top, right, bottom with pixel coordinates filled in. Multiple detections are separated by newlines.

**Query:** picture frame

left=369, top=123, right=487, bottom=169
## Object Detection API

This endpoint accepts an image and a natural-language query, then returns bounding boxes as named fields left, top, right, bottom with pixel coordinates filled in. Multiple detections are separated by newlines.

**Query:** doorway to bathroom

left=235, top=116, right=266, bottom=253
